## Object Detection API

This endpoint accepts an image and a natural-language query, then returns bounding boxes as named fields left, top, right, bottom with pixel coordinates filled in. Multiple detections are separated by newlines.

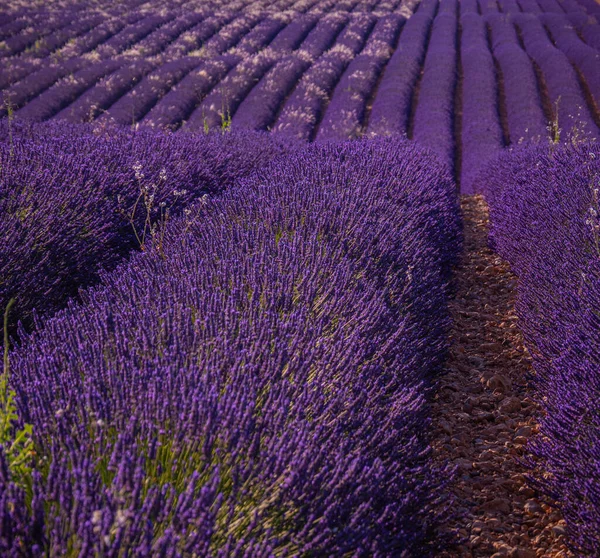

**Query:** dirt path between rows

left=433, top=196, right=571, bottom=558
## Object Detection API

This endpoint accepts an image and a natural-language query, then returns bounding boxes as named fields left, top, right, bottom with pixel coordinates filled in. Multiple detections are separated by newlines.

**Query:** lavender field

left=0, top=0, right=599, bottom=555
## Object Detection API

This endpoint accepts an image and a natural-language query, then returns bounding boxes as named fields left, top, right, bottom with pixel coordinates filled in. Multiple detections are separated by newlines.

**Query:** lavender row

left=92, top=13, right=177, bottom=60
left=367, top=12, right=434, bottom=137
left=477, top=141, right=600, bottom=556
left=161, top=11, right=237, bottom=59
left=50, top=12, right=143, bottom=60
left=273, top=13, right=376, bottom=140
left=412, top=2, right=458, bottom=171
left=460, top=13, right=504, bottom=193
left=0, top=11, right=85, bottom=58
left=0, top=57, right=89, bottom=116
left=575, top=0, right=600, bottom=18
left=232, top=13, right=345, bottom=131
left=195, top=12, right=263, bottom=58
left=23, top=13, right=106, bottom=59
left=0, top=122, right=298, bottom=333
left=111, top=13, right=263, bottom=128
left=486, top=13, right=548, bottom=143
left=536, top=0, right=566, bottom=13
left=5, top=138, right=461, bottom=555
left=54, top=58, right=159, bottom=123
left=580, top=20, right=600, bottom=51
left=541, top=13, right=600, bottom=109
left=0, top=0, right=414, bottom=12
left=515, top=13, right=599, bottom=141
left=497, top=0, right=521, bottom=13
left=0, top=11, right=75, bottom=57
left=117, top=11, right=209, bottom=59
left=315, top=13, right=403, bottom=141
left=16, top=59, right=123, bottom=122
left=99, top=57, right=202, bottom=126
left=142, top=55, right=240, bottom=130
left=560, top=0, right=587, bottom=14
left=184, top=15, right=305, bottom=131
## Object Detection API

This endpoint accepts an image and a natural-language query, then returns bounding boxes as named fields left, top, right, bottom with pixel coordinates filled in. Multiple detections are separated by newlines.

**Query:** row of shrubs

left=478, top=140, right=600, bottom=555
left=1, top=127, right=462, bottom=554
left=0, top=121, right=299, bottom=334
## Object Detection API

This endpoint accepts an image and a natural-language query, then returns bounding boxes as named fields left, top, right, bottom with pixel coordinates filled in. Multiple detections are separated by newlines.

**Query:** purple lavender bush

left=0, top=121, right=298, bottom=333
left=3, top=138, right=460, bottom=556
left=477, top=141, right=600, bottom=555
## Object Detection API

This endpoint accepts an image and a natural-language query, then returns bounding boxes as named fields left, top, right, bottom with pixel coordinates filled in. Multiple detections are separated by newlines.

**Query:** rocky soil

left=433, top=196, right=571, bottom=558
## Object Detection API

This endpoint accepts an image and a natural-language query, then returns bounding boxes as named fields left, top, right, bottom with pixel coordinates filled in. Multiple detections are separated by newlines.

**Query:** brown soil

left=433, top=196, right=571, bottom=558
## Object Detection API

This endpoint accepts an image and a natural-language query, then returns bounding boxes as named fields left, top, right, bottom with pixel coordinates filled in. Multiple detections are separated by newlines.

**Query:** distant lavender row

left=459, top=13, right=503, bottom=194
left=273, top=13, right=376, bottom=140
left=0, top=122, right=298, bottom=333
left=541, top=13, right=600, bottom=110
left=367, top=11, right=434, bottom=137
left=486, top=13, right=547, bottom=144
left=316, top=13, right=403, bottom=141
left=184, top=14, right=304, bottom=131
left=232, top=12, right=342, bottom=131
left=412, top=2, right=458, bottom=171
left=515, top=13, right=599, bottom=141
left=478, top=142, right=600, bottom=556
left=0, top=0, right=420, bottom=13
left=5, top=138, right=461, bottom=555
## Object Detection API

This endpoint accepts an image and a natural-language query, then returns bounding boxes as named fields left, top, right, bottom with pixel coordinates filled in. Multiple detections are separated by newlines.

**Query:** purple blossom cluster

left=3, top=137, right=461, bottom=555
left=459, top=13, right=504, bottom=194
left=0, top=122, right=298, bottom=334
left=477, top=142, right=600, bottom=555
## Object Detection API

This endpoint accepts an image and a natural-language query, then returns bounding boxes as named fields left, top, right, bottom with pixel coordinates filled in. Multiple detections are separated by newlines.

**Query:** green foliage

left=220, top=102, right=232, bottom=133
left=4, top=96, right=14, bottom=159
left=2, top=300, right=35, bottom=490
left=548, top=96, right=562, bottom=145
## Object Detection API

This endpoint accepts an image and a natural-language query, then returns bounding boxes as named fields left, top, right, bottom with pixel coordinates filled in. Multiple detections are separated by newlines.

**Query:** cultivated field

left=0, top=0, right=599, bottom=555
